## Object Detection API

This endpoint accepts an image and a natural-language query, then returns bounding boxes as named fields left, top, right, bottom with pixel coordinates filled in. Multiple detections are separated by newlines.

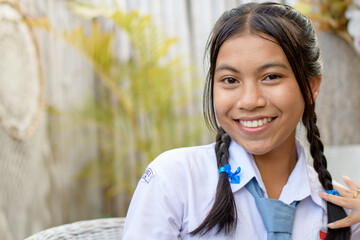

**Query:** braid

left=215, top=128, right=231, bottom=168
left=303, top=107, right=351, bottom=240
left=305, top=110, right=333, bottom=190
left=191, top=128, right=237, bottom=236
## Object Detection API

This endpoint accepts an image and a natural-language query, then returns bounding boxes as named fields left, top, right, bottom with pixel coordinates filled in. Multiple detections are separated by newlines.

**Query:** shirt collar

left=227, top=140, right=257, bottom=194
left=227, top=139, right=326, bottom=211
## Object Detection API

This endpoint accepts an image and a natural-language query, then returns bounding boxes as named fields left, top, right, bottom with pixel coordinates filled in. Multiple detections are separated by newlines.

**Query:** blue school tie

left=245, top=178, right=298, bottom=240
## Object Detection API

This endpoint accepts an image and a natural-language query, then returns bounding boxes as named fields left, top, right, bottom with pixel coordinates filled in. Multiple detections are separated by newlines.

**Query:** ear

left=309, top=75, right=322, bottom=102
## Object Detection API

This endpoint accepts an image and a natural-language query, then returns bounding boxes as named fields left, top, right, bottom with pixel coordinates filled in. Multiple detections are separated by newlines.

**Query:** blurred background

left=0, top=0, right=359, bottom=239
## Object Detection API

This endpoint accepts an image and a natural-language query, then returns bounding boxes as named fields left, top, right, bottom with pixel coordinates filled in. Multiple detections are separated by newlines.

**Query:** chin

left=239, top=143, right=271, bottom=156
left=245, top=148, right=270, bottom=156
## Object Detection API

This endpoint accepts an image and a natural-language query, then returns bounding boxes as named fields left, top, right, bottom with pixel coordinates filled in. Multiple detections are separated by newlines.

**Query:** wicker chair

left=25, top=218, right=125, bottom=240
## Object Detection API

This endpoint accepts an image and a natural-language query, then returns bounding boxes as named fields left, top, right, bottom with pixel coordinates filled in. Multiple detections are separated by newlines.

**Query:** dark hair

left=193, top=2, right=351, bottom=240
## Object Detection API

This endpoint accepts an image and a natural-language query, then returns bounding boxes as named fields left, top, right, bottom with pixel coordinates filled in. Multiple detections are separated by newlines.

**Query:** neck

left=253, top=142, right=298, bottom=200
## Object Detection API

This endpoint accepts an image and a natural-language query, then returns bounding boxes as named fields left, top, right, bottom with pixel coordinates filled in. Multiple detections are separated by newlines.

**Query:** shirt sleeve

left=351, top=223, right=360, bottom=240
left=123, top=164, right=183, bottom=240
left=347, top=207, right=360, bottom=240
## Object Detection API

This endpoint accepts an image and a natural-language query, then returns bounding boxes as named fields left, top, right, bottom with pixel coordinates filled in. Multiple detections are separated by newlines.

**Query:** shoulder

left=149, top=143, right=216, bottom=173
left=305, top=165, right=328, bottom=212
left=141, top=143, right=217, bottom=185
left=139, top=143, right=219, bottom=210
left=157, top=143, right=215, bottom=160
left=306, top=165, right=325, bottom=191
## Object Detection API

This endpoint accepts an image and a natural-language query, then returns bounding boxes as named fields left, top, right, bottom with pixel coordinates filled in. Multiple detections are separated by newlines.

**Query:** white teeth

left=239, top=117, right=273, bottom=128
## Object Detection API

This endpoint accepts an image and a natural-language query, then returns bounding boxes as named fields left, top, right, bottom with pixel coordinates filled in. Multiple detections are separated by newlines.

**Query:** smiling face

left=213, top=33, right=305, bottom=157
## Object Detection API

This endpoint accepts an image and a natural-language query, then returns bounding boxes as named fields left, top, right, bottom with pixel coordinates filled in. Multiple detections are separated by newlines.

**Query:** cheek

left=272, top=84, right=305, bottom=120
left=213, top=91, right=231, bottom=128
left=214, top=88, right=233, bottom=117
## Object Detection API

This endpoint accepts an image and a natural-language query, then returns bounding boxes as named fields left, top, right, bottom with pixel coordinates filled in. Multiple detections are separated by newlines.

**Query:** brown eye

left=264, top=74, right=281, bottom=81
left=223, top=77, right=237, bottom=84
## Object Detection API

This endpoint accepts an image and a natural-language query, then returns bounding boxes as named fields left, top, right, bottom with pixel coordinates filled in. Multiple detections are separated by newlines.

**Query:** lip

left=235, top=117, right=276, bottom=135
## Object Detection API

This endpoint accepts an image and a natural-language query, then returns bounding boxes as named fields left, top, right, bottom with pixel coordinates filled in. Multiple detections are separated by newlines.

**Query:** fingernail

left=327, top=222, right=335, bottom=228
left=343, top=176, right=350, bottom=180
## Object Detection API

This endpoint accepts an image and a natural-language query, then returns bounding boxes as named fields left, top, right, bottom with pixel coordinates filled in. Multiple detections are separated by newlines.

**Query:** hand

left=319, top=176, right=360, bottom=229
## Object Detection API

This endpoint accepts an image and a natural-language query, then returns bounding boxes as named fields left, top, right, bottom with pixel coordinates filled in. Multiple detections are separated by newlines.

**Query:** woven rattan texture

left=25, top=218, right=125, bottom=240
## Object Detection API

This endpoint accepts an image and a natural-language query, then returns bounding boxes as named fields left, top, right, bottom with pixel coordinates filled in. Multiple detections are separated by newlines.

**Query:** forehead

left=216, top=33, right=290, bottom=70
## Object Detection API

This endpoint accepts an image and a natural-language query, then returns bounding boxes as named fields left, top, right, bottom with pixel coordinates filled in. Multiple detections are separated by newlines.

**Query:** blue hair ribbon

left=219, top=164, right=241, bottom=184
left=326, top=189, right=339, bottom=196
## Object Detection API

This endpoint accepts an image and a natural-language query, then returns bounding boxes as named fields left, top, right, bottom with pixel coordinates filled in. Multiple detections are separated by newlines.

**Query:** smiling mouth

left=238, top=117, right=274, bottom=128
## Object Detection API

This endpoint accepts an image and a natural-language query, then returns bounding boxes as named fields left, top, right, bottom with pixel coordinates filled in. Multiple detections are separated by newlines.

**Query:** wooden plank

left=317, top=31, right=360, bottom=145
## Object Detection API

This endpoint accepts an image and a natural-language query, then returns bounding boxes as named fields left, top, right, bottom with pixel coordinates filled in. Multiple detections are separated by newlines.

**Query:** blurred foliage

left=31, top=0, right=205, bottom=215
left=295, top=0, right=353, bottom=44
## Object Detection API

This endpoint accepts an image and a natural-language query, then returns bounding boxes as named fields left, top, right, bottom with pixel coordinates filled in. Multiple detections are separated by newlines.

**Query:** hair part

left=199, top=2, right=351, bottom=239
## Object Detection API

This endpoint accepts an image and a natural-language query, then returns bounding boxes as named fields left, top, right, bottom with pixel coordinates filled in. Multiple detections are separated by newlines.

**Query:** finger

left=343, top=176, right=360, bottom=191
left=328, top=211, right=360, bottom=229
left=319, top=192, right=360, bottom=210
left=333, top=184, right=354, bottom=198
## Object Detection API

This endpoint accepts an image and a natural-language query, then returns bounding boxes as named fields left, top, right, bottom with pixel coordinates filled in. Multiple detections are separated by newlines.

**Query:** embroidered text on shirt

left=141, top=167, right=154, bottom=183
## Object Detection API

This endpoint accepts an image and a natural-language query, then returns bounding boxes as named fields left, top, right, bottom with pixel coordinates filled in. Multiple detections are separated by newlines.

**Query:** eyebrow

left=215, top=62, right=289, bottom=74
left=215, top=64, right=240, bottom=74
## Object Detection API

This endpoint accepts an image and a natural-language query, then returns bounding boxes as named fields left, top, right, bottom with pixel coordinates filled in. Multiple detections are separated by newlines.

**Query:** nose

left=236, top=82, right=266, bottom=110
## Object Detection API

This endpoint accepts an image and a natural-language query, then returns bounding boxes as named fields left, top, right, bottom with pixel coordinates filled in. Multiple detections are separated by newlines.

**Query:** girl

left=123, top=2, right=360, bottom=239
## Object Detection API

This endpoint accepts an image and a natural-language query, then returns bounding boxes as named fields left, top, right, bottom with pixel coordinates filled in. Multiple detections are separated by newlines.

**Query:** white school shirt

left=124, top=140, right=360, bottom=239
